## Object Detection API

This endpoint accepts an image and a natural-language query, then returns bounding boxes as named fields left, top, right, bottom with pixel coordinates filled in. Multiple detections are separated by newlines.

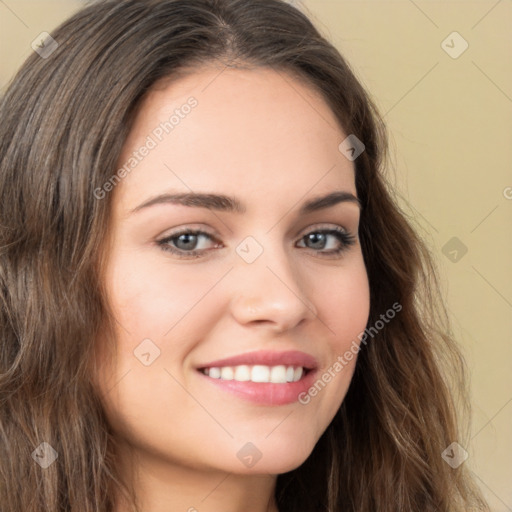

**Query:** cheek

left=105, top=249, right=219, bottom=340
left=304, top=258, right=369, bottom=427
left=322, top=258, right=370, bottom=344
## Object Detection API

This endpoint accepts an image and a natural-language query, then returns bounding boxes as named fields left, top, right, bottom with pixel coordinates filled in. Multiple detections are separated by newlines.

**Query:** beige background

left=1, top=0, right=511, bottom=509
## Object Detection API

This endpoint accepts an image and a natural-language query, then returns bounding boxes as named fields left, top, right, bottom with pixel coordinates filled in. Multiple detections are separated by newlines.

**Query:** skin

left=93, top=63, right=370, bottom=512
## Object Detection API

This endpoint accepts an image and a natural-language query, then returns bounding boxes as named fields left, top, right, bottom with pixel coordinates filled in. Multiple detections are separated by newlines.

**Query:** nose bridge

left=230, top=232, right=317, bottom=326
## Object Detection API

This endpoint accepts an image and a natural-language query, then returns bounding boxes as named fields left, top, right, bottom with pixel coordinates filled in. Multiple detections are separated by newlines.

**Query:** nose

left=229, top=240, right=318, bottom=333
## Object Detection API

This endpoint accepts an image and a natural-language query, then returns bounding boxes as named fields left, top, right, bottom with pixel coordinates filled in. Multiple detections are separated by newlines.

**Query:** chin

left=224, top=435, right=317, bottom=475
left=232, top=455, right=312, bottom=476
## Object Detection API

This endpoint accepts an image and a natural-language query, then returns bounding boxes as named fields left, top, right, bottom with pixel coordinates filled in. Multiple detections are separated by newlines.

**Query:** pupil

left=177, top=234, right=197, bottom=250
left=308, top=233, right=325, bottom=249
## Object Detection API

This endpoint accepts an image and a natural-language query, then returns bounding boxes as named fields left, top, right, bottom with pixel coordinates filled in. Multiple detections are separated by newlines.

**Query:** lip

left=195, top=350, right=319, bottom=406
left=196, top=350, right=318, bottom=371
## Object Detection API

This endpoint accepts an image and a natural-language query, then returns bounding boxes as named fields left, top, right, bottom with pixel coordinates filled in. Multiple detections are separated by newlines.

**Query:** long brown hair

left=0, top=1, right=490, bottom=510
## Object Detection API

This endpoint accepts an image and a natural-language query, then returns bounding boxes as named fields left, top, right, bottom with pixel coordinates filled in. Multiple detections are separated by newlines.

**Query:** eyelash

left=156, top=226, right=357, bottom=260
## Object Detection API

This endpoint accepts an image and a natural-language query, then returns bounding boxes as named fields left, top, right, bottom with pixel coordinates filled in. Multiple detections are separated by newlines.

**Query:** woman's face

left=95, top=65, right=370, bottom=476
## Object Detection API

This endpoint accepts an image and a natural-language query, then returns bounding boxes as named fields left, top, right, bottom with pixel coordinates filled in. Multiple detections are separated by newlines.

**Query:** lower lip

left=196, top=368, right=317, bottom=405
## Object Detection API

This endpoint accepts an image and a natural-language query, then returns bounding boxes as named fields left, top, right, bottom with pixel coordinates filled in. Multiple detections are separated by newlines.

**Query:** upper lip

left=196, top=350, right=318, bottom=370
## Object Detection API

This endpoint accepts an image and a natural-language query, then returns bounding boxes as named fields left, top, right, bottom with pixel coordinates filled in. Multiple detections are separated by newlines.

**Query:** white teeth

left=251, top=365, right=270, bottom=382
left=220, top=367, right=234, bottom=380
left=201, top=364, right=305, bottom=383
left=234, top=365, right=251, bottom=381
left=209, top=367, right=221, bottom=379
left=269, top=365, right=287, bottom=383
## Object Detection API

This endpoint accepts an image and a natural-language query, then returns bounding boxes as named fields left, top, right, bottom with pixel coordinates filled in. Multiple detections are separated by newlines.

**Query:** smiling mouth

left=198, top=364, right=310, bottom=384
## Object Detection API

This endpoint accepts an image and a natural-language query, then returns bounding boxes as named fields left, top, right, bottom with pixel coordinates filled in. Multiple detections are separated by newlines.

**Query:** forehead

left=114, top=65, right=355, bottom=213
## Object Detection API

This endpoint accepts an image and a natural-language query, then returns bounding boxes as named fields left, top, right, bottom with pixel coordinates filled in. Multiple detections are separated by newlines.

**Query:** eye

left=156, top=226, right=356, bottom=259
left=157, top=229, right=221, bottom=258
left=296, top=227, right=356, bottom=257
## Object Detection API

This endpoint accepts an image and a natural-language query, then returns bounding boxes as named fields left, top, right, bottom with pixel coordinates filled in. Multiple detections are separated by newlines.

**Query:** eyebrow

left=129, top=190, right=361, bottom=216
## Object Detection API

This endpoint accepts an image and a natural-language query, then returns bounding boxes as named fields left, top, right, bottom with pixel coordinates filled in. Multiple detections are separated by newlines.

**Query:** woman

left=0, top=0, right=491, bottom=511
